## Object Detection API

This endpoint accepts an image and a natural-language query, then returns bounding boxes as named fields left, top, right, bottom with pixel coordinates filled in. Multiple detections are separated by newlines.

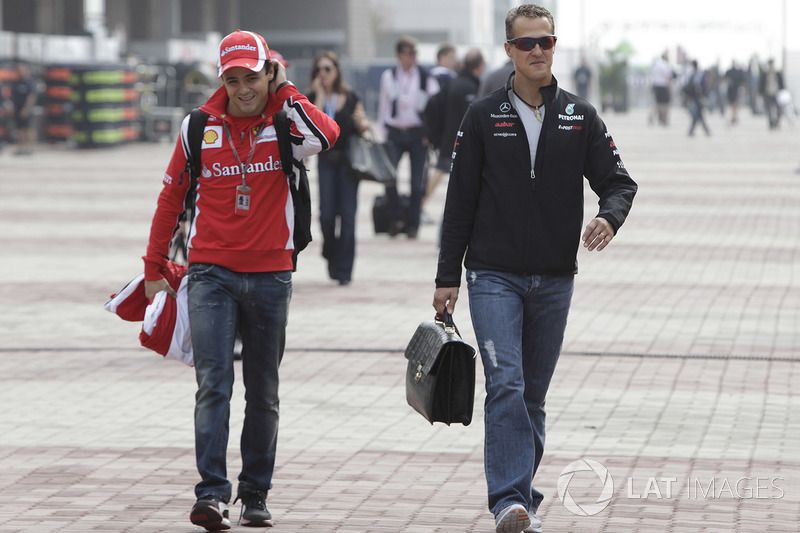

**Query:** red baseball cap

left=217, top=30, right=271, bottom=77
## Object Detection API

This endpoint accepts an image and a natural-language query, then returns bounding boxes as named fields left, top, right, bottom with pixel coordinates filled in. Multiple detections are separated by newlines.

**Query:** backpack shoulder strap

left=180, top=108, right=209, bottom=207
left=419, top=66, right=429, bottom=91
left=272, top=108, right=312, bottom=270
left=273, top=109, right=297, bottom=185
left=183, top=108, right=209, bottom=183
left=170, top=108, right=208, bottom=261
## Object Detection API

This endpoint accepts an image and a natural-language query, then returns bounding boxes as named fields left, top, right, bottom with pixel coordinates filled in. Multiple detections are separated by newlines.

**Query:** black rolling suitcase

left=372, top=194, right=409, bottom=234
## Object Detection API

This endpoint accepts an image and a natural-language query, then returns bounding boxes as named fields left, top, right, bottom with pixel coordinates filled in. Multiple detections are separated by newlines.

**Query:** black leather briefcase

left=404, top=312, right=476, bottom=426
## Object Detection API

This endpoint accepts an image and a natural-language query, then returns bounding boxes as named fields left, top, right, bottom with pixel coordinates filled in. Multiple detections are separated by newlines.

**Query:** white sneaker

left=495, top=504, right=531, bottom=533
left=524, top=514, right=543, bottom=532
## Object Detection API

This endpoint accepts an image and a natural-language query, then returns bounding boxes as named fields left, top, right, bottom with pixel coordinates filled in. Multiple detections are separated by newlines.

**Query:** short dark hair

left=464, top=49, right=484, bottom=73
left=437, top=44, right=456, bottom=61
left=396, top=35, right=418, bottom=55
left=505, top=4, right=555, bottom=40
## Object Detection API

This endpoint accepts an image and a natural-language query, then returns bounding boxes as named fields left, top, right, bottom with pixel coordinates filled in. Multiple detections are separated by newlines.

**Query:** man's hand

left=269, top=60, right=288, bottom=94
left=582, top=217, right=615, bottom=252
left=433, top=287, right=459, bottom=315
left=144, top=278, right=177, bottom=302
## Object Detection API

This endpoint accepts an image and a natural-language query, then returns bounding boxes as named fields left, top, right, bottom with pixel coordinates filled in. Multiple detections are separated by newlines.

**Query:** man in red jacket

left=143, top=30, right=339, bottom=531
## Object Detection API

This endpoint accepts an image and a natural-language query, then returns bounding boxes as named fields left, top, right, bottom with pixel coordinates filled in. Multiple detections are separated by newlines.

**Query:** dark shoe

left=190, top=496, right=231, bottom=531
left=338, top=279, right=351, bottom=286
left=238, top=492, right=273, bottom=527
left=406, top=227, right=418, bottom=239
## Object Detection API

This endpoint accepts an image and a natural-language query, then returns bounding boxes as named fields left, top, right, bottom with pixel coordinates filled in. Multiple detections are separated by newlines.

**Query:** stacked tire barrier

left=0, top=61, right=17, bottom=145
left=43, top=66, right=74, bottom=144
left=70, top=65, right=139, bottom=148
left=44, top=64, right=140, bottom=148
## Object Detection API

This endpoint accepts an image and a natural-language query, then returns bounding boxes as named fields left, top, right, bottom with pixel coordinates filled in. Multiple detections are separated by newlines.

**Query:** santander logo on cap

left=217, top=30, right=271, bottom=77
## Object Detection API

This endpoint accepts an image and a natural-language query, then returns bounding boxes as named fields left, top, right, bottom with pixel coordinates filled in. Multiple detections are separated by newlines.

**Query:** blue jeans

left=384, top=126, right=428, bottom=233
left=318, top=153, right=359, bottom=282
left=687, top=100, right=710, bottom=136
left=187, top=263, right=292, bottom=502
left=466, top=270, right=574, bottom=516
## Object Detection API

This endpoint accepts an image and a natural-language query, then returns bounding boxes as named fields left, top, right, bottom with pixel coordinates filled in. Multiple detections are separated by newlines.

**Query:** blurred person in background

left=430, top=43, right=458, bottom=86
left=683, top=60, right=711, bottom=137
left=478, top=57, right=515, bottom=99
left=421, top=43, right=459, bottom=224
left=377, top=35, right=440, bottom=238
left=423, top=48, right=485, bottom=222
left=572, top=56, right=592, bottom=100
left=649, top=51, right=674, bottom=126
left=307, top=51, right=369, bottom=286
left=760, top=58, right=784, bottom=130
left=705, top=64, right=724, bottom=116
left=724, top=60, right=745, bottom=125
left=11, top=61, right=38, bottom=155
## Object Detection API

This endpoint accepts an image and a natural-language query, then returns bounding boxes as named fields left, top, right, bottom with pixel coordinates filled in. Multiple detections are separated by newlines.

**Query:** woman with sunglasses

left=307, top=51, right=369, bottom=285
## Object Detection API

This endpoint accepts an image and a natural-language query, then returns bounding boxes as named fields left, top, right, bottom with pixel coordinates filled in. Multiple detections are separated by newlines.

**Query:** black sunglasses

left=314, top=65, right=334, bottom=75
left=506, top=35, right=557, bottom=51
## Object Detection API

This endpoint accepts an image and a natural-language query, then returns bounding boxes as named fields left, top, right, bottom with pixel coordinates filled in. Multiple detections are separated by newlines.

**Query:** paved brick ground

left=0, top=106, right=798, bottom=532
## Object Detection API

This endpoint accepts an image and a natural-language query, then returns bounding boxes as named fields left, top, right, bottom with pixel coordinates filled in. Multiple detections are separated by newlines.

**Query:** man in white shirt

left=377, top=36, right=440, bottom=238
left=650, top=51, right=674, bottom=126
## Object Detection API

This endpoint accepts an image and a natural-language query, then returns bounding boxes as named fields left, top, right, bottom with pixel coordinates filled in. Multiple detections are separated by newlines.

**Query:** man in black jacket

left=424, top=48, right=485, bottom=214
left=432, top=5, right=637, bottom=533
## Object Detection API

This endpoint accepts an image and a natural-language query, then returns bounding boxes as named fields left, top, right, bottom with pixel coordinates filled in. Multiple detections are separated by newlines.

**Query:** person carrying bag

left=307, top=50, right=369, bottom=285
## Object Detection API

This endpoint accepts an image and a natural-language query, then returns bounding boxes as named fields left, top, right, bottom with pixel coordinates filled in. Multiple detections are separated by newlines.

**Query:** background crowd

left=0, top=42, right=796, bottom=283
left=642, top=50, right=793, bottom=135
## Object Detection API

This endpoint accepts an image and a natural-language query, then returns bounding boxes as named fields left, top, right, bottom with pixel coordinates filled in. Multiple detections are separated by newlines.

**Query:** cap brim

left=218, top=58, right=266, bottom=77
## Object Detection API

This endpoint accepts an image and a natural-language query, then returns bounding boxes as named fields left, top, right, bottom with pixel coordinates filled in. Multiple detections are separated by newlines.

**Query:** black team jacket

left=435, top=74, right=638, bottom=287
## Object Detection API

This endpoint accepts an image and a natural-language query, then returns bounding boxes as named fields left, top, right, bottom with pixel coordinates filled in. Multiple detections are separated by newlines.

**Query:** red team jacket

left=144, top=83, right=340, bottom=280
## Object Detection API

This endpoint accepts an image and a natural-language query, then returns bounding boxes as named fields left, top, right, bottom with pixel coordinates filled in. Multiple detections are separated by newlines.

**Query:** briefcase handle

left=434, top=310, right=459, bottom=336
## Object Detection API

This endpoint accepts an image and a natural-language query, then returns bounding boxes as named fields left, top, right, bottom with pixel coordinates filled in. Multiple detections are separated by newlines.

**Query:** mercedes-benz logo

left=500, top=102, right=511, bottom=113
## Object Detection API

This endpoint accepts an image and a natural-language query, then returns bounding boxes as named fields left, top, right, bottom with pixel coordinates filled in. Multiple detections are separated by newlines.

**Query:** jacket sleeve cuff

left=143, top=256, right=166, bottom=281
left=276, top=80, right=295, bottom=99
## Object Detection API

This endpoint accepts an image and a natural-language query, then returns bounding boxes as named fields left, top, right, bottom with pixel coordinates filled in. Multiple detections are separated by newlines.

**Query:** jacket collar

left=503, top=72, right=561, bottom=106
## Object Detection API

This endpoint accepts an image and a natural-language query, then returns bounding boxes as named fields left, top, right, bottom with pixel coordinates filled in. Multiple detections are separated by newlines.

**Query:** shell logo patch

left=202, top=126, right=223, bottom=148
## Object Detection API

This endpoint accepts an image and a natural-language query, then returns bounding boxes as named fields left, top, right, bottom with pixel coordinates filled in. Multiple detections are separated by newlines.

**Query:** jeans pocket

left=271, top=271, right=292, bottom=285
left=188, top=263, right=216, bottom=280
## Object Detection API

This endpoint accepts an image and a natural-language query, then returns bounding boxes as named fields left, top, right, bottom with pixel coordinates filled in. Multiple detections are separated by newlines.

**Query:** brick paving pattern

left=0, top=107, right=798, bottom=532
